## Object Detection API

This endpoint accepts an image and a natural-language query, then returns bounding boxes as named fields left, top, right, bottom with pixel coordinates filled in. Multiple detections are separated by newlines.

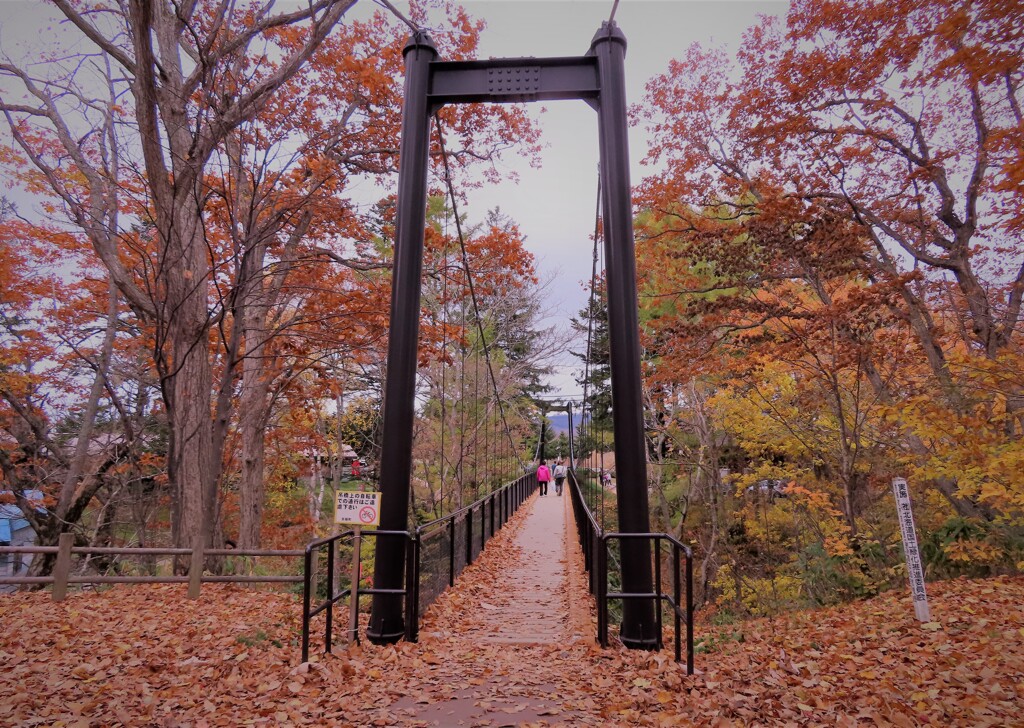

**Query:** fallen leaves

left=1, top=563, right=1022, bottom=725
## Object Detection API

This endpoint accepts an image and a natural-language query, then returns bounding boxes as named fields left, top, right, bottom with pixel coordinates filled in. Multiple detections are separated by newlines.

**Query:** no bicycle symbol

left=334, top=490, right=382, bottom=527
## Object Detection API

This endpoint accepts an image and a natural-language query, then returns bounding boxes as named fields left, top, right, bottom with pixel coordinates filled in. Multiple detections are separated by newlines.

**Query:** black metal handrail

left=301, top=471, right=537, bottom=661
left=600, top=532, right=694, bottom=673
left=567, top=469, right=604, bottom=596
left=567, top=468, right=695, bottom=674
left=301, top=529, right=415, bottom=662
left=415, top=472, right=534, bottom=583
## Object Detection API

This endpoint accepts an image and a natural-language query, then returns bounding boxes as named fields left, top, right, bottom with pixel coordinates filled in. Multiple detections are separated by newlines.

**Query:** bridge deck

left=388, top=490, right=598, bottom=724
left=467, top=489, right=580, bottom=644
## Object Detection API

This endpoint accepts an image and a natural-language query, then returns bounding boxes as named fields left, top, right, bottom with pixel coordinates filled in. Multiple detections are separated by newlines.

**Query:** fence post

left=405, top=535, right=420, bottom=642
left=326, top=540, right=335, bottom=653
left=52, top=533, right=74, bottom=602
left=685, top=550, right=694, bottom=675
left=302, top=548, right=313, bottom=663
left=673, top=546, right=681, bottom=664
left=349, top=530, right=361, bottom=644
left=188, top=545, right=203, bottom=599
left=598, top=537, right=608, bottom=647
left=448, top=518, right=456, bottom=587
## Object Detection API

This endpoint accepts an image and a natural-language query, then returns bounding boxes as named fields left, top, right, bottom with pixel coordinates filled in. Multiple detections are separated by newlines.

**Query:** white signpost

left=334, top=490, right=380, bottom=642
left=891, top=477, right=930, bottom=622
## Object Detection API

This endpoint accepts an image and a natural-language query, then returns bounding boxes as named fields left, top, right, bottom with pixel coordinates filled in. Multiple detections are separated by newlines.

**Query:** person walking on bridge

left=553, top=460, right=567, bottom=496
left=536, top=460, right=551, bottom=496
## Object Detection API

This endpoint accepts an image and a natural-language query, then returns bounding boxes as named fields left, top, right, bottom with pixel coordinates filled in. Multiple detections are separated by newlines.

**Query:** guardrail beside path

left=567, top=469, right=695, bottom=674
left=0, top=538, right=303, bottom=600
left=301, top=472, right=538, bottom=661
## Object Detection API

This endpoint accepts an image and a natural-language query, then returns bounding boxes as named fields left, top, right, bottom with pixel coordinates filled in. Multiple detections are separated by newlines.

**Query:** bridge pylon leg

left=367, top=31, right=438, bottom=645
left=592, top=21, right=658, bottom=650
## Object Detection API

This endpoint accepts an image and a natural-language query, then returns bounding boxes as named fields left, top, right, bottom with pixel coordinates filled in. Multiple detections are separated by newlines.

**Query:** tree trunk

left=163, top=200, right=217, bottom=555
left=238, top=358, right=268, bottom=549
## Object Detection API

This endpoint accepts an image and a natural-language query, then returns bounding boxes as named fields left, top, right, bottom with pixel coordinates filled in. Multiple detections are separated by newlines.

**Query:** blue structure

left=0, top=490, right=45, bottom=575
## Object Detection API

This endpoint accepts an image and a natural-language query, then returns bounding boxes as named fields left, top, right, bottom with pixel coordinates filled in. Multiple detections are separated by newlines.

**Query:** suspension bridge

left=300, top=15, right=696, bottom=681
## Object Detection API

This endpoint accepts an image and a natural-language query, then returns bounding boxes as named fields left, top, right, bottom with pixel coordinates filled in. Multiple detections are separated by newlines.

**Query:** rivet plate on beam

left=487, top=66, right=542, bottom=94
left=429, top=56, right=600, bottom=106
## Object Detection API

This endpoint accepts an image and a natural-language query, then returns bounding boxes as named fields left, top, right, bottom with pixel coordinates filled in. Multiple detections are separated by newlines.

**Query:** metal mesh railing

left=415, top=472, right=534, bottom=616
left=303, top=471, right=538, bottom=658
left=417, top=523, right=452, bottom=614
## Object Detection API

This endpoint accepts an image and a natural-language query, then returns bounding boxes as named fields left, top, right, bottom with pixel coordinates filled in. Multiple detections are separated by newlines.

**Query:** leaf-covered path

left=2, top=494, right=1023, bottom=726
left=439, top=490, right=587, bottom=646
left=383, top=491, right=597, bottom=724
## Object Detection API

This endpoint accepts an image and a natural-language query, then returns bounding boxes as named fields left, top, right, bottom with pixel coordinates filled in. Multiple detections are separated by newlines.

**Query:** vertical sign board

left=892, top=478, right=930, bottom=622
left=335, top=490, right=380, bottom=644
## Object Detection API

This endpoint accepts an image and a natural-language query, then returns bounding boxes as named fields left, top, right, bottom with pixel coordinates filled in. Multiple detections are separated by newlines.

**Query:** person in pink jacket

left=536, top=461, right=551, bottom=496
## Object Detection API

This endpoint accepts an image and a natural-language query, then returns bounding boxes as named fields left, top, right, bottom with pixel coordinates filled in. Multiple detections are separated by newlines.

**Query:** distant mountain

left=548, top=412, right=571, bottom=434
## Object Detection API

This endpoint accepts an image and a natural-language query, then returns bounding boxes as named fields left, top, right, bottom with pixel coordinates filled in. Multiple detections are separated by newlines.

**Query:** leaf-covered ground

left=1, top=552, right=1021, bottom=725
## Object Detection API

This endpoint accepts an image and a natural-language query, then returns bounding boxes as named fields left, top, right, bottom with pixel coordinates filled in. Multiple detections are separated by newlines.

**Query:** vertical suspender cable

left=439, top=219, right=448, bottom=519
left=433, top=114, right=528, bottom=477
left=584, top=172, right=602, bottom=514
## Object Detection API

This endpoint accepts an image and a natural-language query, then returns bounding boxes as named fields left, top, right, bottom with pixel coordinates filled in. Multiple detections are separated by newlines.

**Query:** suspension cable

left=458, top=220, right=467, bottom=500
left=439, top=208, right=449, bottom=518
left=433, top=113, right=528, bottom=475
left=598, top=193, right=607, bottom=526
left=582, top=172, right=601, bottom=504
left=607, top=0, right=621, bottom=25
left=583, top=174, right=600, bottom=429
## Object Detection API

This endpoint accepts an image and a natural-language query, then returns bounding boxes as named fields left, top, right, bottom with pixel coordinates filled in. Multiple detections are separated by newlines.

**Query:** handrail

left=301, top=529, right=415, bottom=662
left=570, top=470, right=604, bottom=536
left=0, top=544, right=304, bottom=590
left=301, top=471, right=537, bottom=661
left=567, top=467, right=695, bottom=674
left=0, top=546, right=304, bottom=556
left=415, top=475, right=521, bottom=533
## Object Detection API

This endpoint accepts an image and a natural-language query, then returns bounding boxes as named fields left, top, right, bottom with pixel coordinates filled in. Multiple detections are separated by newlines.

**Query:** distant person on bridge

left=536, top=461, right=551, bottom=496
left=553, top=461, right=567, bottom=496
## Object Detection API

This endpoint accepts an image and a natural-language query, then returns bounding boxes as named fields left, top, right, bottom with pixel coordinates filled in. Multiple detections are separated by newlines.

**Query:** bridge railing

left=415, top=472, right=535, bottom=615
left=301, top=472, right=536, bottom=660
left=301, top=528, right=416, bottom=662
left=567, top=469, right=695, bottom=674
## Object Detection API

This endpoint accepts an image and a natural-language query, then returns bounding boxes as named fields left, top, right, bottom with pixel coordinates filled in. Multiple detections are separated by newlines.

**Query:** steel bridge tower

left=369, top=22, right=658, bottom=650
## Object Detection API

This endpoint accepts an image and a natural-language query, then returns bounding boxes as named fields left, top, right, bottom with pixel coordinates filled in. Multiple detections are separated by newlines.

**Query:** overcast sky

left=432, top=0, right=788, bottom=395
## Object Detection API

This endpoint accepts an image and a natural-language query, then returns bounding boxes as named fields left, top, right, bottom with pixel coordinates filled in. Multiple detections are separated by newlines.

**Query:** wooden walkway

left=472, top=490, right=575, bottom=645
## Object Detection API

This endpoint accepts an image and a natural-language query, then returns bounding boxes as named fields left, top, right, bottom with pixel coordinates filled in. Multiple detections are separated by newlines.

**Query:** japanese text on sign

left=892, top=478, right=930, bottom=622
left=334, top=490, right=381, bottom=526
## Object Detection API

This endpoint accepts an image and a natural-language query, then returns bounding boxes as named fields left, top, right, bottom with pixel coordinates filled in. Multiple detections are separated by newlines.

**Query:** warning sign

left=335, top=490, right=381, bottom=526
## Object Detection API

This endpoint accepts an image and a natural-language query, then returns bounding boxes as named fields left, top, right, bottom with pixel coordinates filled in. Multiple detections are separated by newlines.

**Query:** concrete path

left=473, top=491, right=571, bottom=645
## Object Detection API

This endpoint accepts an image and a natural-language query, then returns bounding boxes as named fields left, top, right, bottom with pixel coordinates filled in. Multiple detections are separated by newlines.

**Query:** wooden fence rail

left=0, top=536, right=303, bottom=601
